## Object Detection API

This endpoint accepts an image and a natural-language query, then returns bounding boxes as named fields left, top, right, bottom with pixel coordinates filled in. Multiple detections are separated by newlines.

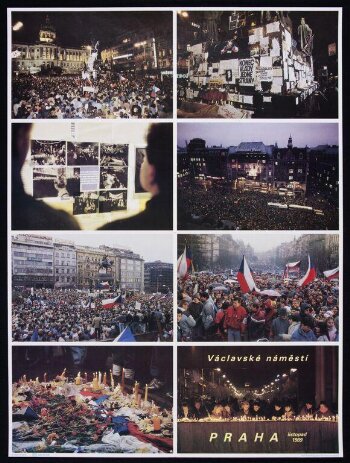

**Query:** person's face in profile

left=140, top=151, right=159, bottom=197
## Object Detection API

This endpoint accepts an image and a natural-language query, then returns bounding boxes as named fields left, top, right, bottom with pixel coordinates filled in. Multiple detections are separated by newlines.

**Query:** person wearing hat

left=270, top=307, right=289, bottom=341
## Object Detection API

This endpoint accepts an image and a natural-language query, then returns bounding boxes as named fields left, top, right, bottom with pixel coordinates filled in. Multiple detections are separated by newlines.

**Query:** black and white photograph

left=73, top=191, right=99, bottom=215
left=99, top=190, right=127, bottom=213
left=135, top=147, right=147, bottom=194
left=33, top=167, right=80, bottom=199
left=67, top=141, right=99, bottom=165
left=100, top=166, right=128, bottom=190
left=100, top=143, right=128, bottom=166
left=30, top=140, right=66, bottom=166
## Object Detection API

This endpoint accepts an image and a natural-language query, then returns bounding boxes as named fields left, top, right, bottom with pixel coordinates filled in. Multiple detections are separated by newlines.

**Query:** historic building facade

left=12, top=16, right=90, bottom=74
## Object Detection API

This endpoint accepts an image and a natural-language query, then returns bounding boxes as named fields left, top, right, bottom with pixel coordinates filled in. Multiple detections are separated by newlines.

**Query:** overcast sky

left=21, top=233, right=173, bottom=263
left=178, top=123, right=338, bottom=148
left=232, top=232, right=307, bottom=253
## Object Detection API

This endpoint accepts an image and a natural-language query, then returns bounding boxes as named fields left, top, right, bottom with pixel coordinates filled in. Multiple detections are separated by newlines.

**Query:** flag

left=114, top=326, right=136, bottom=342
left=185, top=245, right=195, bottom=273
left=237, top=256, right=259, bottom=293
left=98, top=281, right=110, bottom=289
left=152, top=85, right=160, bottom=93
left=283, top=260, right=301, bottom=278
left=297, top=255, right=317, bottom=287
left=102, top=297, right=118, bottom=309
left=323, top=267, right=339, bottom=280
left=177, top=246, right=188, bottom=278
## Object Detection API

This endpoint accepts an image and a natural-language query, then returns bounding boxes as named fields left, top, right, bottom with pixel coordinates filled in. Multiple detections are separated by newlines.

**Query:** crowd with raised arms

left=178, top=186, right=338, bottom=230
left=177, top=270, right=339, bottom=342
left=12, top=288, right=173, bottom=342
left=12, top=74, right=173, bottom=119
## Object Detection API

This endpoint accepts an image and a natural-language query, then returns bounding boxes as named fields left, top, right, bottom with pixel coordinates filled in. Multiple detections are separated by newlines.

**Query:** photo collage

left=8, top=6, right=342, bottom=458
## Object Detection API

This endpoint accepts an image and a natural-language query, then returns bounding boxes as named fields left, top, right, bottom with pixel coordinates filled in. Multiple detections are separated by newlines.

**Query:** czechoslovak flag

left=297, top=255, right=316, bottom=287
left=237, top=256, right=260, bottom=293
left=102, top=297, right=118, bottom=309
left=323, top=267, right=339, bottom=280
left=177, top=246, right=188, bottom=278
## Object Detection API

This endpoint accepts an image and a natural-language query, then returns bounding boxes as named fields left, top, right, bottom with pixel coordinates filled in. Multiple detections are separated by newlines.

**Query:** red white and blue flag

left=237, top=256, right=260, bottom=294
left=323, top=267, right=339, bottom=280
left=102, top=294, right=123, bottom=309
left=297, top=255, right=316, bottom=287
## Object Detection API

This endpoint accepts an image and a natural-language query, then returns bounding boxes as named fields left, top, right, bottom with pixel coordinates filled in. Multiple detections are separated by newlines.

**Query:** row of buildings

left=11, top=234, right=172, bottom=293
left=177, top=234, right=253, bottom=271
left=12, top=15, right=172, bottom=75
left=261, top=234, right=339, bottom=272
left=178, top=135, right=338, bottom=202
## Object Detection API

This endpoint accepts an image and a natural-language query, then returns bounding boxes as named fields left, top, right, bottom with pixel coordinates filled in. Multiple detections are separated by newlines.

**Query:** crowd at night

left=178, top=187, right=338, bottom=230
left=12, top=75, right=173, bottom=119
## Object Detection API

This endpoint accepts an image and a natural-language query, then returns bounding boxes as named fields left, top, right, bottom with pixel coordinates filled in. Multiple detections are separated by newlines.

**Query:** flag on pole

left=323, top=267, right=339, bottom=280
left=297, top=255, right=317, bottom=287
left=177, top=246, right=188, bottom=278
left=283, top=260, right=301, bottom=278
left=102, top=297, right=118, bottom=309
left=237, top=256, right=260, bottom=293
left=114, top=326, right=136, bottom=342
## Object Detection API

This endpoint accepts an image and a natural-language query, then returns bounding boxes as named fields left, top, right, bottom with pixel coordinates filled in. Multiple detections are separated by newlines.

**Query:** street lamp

left=13, top=21, right=23, bottom=31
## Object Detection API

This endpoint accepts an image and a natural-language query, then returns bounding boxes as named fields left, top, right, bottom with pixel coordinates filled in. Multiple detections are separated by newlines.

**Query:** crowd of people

left=12, top=74, right=173, bottom=119
left=67, top=143, right=98, bottom=165
left=177, top=270, right=339, bottom=342
left=178, top=186, right=338, bottom=230
left=31, top=141, right=66, bottom=166
left=12, top=288, right=173, bottom=342
left=178, top=397, right=337, bottom=420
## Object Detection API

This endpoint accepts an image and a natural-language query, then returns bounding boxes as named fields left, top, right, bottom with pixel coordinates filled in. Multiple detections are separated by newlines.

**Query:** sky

left=11, top=11, right=172, bottom=49
left=20, top=233, right=173, bottom=263
left=178, top=123, right=338, bottom=148
left=232, top=232, right=306, bottom=253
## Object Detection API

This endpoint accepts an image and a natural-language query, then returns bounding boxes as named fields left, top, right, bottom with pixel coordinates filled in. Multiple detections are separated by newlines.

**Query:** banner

left=239, top=58, right=255, bottom=86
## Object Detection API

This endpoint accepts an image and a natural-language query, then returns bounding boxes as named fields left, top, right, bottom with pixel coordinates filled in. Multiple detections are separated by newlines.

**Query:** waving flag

left=237, top=256, right=260, bottom=293
left=177, top=246, right=188, bottom=278
left=102, top=297, right=118, bottom=309
left=114, top=326, right=136, bottom=342
left=98, top=281, right=110, bottom=289
left=323, top=267, right=339, bottom=280
left=297, top=255, right=316, bottom=287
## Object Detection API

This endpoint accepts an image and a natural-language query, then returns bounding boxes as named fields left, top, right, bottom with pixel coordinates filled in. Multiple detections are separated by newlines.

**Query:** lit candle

left=110, top=370, right=114, bottom=389
left=44, top=372, right=47, bottom=383
left=23, top=375, right=27, bottom=383
left=152, top=415, right=161, bottom=431
left=75, top=372, right=81, bottom=386
left=144, top=384, right=148, bottom=402
left=61, top=368, right=66, bottom=378
left=134, top=381, right=139, bottom=403
left=35, top=377, right=39, bottom=385
left=103, top=372, right=107, bottom=386
left=98, top=371, right=102, bottom=385
left=121, top=368, right=125, bottom=392
left=92, top=373, right=99, bottom=391
left=84, top=372, right=88, bottom=383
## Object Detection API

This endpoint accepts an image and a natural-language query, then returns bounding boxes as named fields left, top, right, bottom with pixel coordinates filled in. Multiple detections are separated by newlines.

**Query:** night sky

left=177, top=122, right=338, bottom=148
left=11, top=11, right=173, bottom=49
